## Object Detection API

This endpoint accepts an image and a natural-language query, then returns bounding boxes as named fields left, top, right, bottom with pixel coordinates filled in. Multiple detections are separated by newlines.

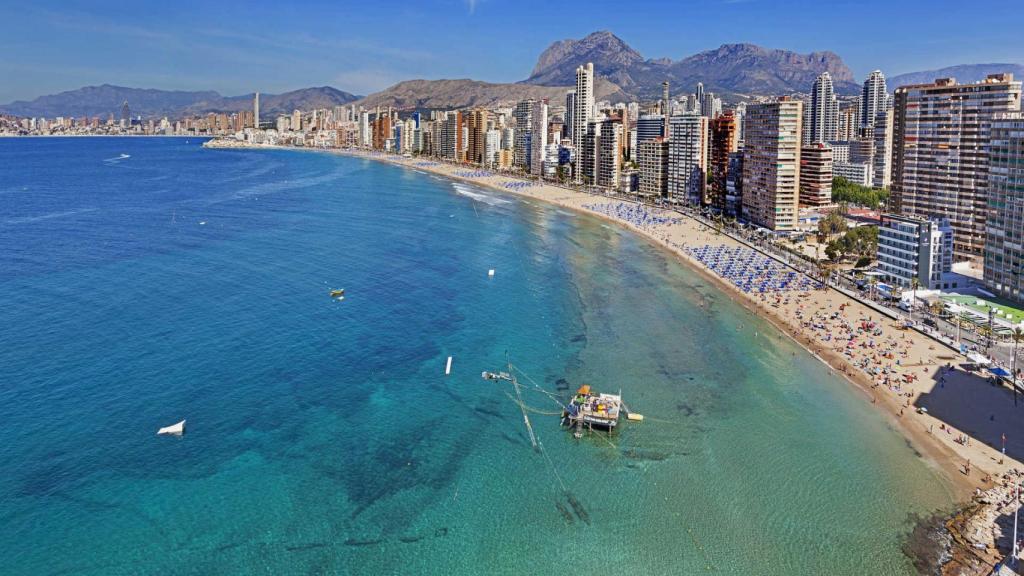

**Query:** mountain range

left=3, top=31, right=1021, bottom=118
left=888, top=63, right=1024, bottom=88
left=521, top=31, right=860, bottom=99
left=0, top=85, right=360, bottom=119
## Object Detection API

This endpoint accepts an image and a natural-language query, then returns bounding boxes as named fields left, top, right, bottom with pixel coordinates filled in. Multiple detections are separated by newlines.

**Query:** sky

left=1, top=0, right=1022, bottom=103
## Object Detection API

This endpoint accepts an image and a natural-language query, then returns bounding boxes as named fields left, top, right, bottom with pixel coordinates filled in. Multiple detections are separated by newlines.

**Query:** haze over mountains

left=0, top=85, right=360, bottom=119
left=2, top=30, right=1020, bottom=118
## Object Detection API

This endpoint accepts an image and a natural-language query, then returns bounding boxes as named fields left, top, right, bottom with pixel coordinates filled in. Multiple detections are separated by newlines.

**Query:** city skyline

left=2, top=0, right=1022, bottom=104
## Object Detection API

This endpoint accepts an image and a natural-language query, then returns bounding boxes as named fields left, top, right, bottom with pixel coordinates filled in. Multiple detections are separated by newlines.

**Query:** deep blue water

left=0, top=137, right=951, bottom=575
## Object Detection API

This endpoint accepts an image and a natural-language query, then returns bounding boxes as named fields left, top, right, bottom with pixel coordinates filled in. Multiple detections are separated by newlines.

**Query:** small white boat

left=157, top=420, right=186, bottom=436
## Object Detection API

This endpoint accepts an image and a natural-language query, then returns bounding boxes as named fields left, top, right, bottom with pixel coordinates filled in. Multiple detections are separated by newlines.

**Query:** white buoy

left=488, top=269, right=495, bottom=277
left=445, top=356, right=453, bottom=375
left=157, top=419, right=186, bottom=436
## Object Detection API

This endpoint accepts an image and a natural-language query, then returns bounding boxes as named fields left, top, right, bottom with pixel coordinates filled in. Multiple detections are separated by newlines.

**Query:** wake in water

left=451, top=183, right=511, bottom=206
left=4, top=208, right=99, bottom=226
left=103, top=154, right=131, bottom=163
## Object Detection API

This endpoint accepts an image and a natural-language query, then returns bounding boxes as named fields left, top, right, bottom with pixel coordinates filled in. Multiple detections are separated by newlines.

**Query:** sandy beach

left=209, top=141, right=1023, bottom=502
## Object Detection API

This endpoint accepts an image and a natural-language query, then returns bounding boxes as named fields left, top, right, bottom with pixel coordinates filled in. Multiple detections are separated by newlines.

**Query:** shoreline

left=207, top=140, right=1022, bottom=568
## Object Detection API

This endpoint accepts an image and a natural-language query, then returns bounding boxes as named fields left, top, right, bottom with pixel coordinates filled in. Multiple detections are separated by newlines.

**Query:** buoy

left=627, top=413, right=644, bottom=422
left=445, top=356, right=453, bottom=375
left=488, top=269, right=495, bottom=277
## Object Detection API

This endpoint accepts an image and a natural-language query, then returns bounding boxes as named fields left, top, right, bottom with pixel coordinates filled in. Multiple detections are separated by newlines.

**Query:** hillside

left=354, top=77, right=627, bottom=110
left=523, top=31, right=860, bottom=99
left=0, top=85, right=361, bottom=119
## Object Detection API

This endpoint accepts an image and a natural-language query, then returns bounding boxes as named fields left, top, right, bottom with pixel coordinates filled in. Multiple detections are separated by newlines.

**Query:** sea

left=0, top=137, right=953, bottom=575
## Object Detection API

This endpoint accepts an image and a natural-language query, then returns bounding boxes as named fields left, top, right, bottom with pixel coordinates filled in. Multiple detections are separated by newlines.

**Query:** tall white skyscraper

left=667, top=113, right=709, bottom=205
left=809, top=72, right=838, bottom=143
left=530, top=100, right=549, bottom=176
left=860, top=70, right=888, bottom=132
left=254, top=92, right=260, bottom=130
left=573, top=63, right=594, bottom=182
left=565, top=90, right=576, bottom=141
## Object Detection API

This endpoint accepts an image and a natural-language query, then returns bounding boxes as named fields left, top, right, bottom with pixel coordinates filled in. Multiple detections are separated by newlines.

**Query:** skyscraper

left=254, top=92, right=260, bottom=130
left=668, top=113, right=709, bottom=205
left=709, top=111, right=738, bottom=211
left=565, top=90, right=576, bottom=140
left=466, top=109, right=488, bottom=165
left=662, top=81, right=670, bottom=136
left=638, top=138, right=669, bottom=199
left=512, top=100, right=534, bottom=169
left=872, top=109, right=894, bottom=188
left=596, top=118, right=622, bottom=190
left=983, top=114, right=1024, bottom=303
left=891, top=74, right=1023, bottom=263
left=120, top=101, right=130, bottom=125
left=742, top=98, right=803, bottom=231
left=799, top=143, right=833, bottom=206
left=573, top=63, right=594, bottom=182
left=860, top=70, right=888, bottom=132
left=809, top=72, right=838, bottom=143
left=530, top=100, right=549, bottom=176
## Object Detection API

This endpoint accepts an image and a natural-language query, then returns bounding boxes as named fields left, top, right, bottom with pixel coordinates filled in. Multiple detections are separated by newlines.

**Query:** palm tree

left=909, top=277, right=921, bottom=323
left=1011, top=327, right=1024, bottom=386
left=867, top=276, right=878, bottom=303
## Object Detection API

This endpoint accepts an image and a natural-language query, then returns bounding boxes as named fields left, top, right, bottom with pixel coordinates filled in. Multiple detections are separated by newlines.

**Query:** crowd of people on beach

left=501, top=181, right=539, bottom=191
left=453, top=170, right=491, bottom=179
left=583, top=202, right=681, bottom=229
left=682, top=245, right=819, bottom=293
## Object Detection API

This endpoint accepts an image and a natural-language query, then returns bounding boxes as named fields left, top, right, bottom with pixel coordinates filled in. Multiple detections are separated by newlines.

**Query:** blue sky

left=1, top=0, right=1021, bottom=103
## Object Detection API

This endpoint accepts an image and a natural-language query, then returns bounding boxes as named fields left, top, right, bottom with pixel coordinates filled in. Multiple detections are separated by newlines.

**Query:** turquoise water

left=0, top=138, right=952, bottom=575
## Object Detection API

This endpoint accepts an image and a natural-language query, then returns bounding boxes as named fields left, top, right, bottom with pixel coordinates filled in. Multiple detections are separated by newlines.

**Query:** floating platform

left=563, top=385, right=621, bottom=431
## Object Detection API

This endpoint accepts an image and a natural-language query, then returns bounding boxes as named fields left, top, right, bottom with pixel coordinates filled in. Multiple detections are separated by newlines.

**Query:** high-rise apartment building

left=636, top=114, right=665, bottom=143
left=872, top=109, right=893, bottom=188
left=891, top=74, right=1023, bottom=263
left=513, top=100, right=534, bottom=169
left=565, top=90, right=576, bottom=140
left=809, top=72, right=838, bottom=143
left=254, top=92, right=260, bottom=130
left=861, top=70, right=888, bottom=132
left=799, top=143, right=833, bottom=206
left=638, top=138, right=669, bottom=199
left=596, top=119, right=622, bottom=190
left=573, top=63, right=594, bottom=182
left=709, top=111, right=738, bottom=211
left=877, top=214, right=953, bottom=289
left=668, top=113, right=709, bottom=205
left=984, top=114, right=1024, bottom=303
left=530, top=100, right=549, bottom=176
left=742, top=98, right=802, bottom=231
left=466, top=109, right=488, bottom=165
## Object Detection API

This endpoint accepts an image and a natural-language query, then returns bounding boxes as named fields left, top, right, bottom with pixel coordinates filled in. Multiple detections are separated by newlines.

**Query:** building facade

left=668, top=113, right=709, bottom=205
left=877, top=213, right=953, bottom=290
left=891, top=74, right=1023, bottom=264
left=741, top=98, right=802, bottom=231
left=637, top=137, right=669, bottom=199
left=984, top=115, right=1024, bottom=303
left=799, top=143, right=833, bottom=206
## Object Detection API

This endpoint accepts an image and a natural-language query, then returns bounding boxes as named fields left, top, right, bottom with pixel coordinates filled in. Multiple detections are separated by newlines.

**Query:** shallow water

left=0, top=137, right=952, bottom=575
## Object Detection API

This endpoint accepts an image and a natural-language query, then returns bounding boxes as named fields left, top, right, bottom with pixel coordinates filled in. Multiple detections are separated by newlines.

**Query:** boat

left=157, top=420, right=186, bottom=436
left=330, top=288, right=345, bottom=299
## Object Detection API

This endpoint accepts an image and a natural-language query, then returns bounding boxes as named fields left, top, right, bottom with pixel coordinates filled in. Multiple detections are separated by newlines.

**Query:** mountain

left=889, top=64, right=1024, bottom=89
left=355, top=78, right=627, bottom=111
left=0, top=84, right=361, bottom=119
left=523, top=31, right=859, bottom=99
